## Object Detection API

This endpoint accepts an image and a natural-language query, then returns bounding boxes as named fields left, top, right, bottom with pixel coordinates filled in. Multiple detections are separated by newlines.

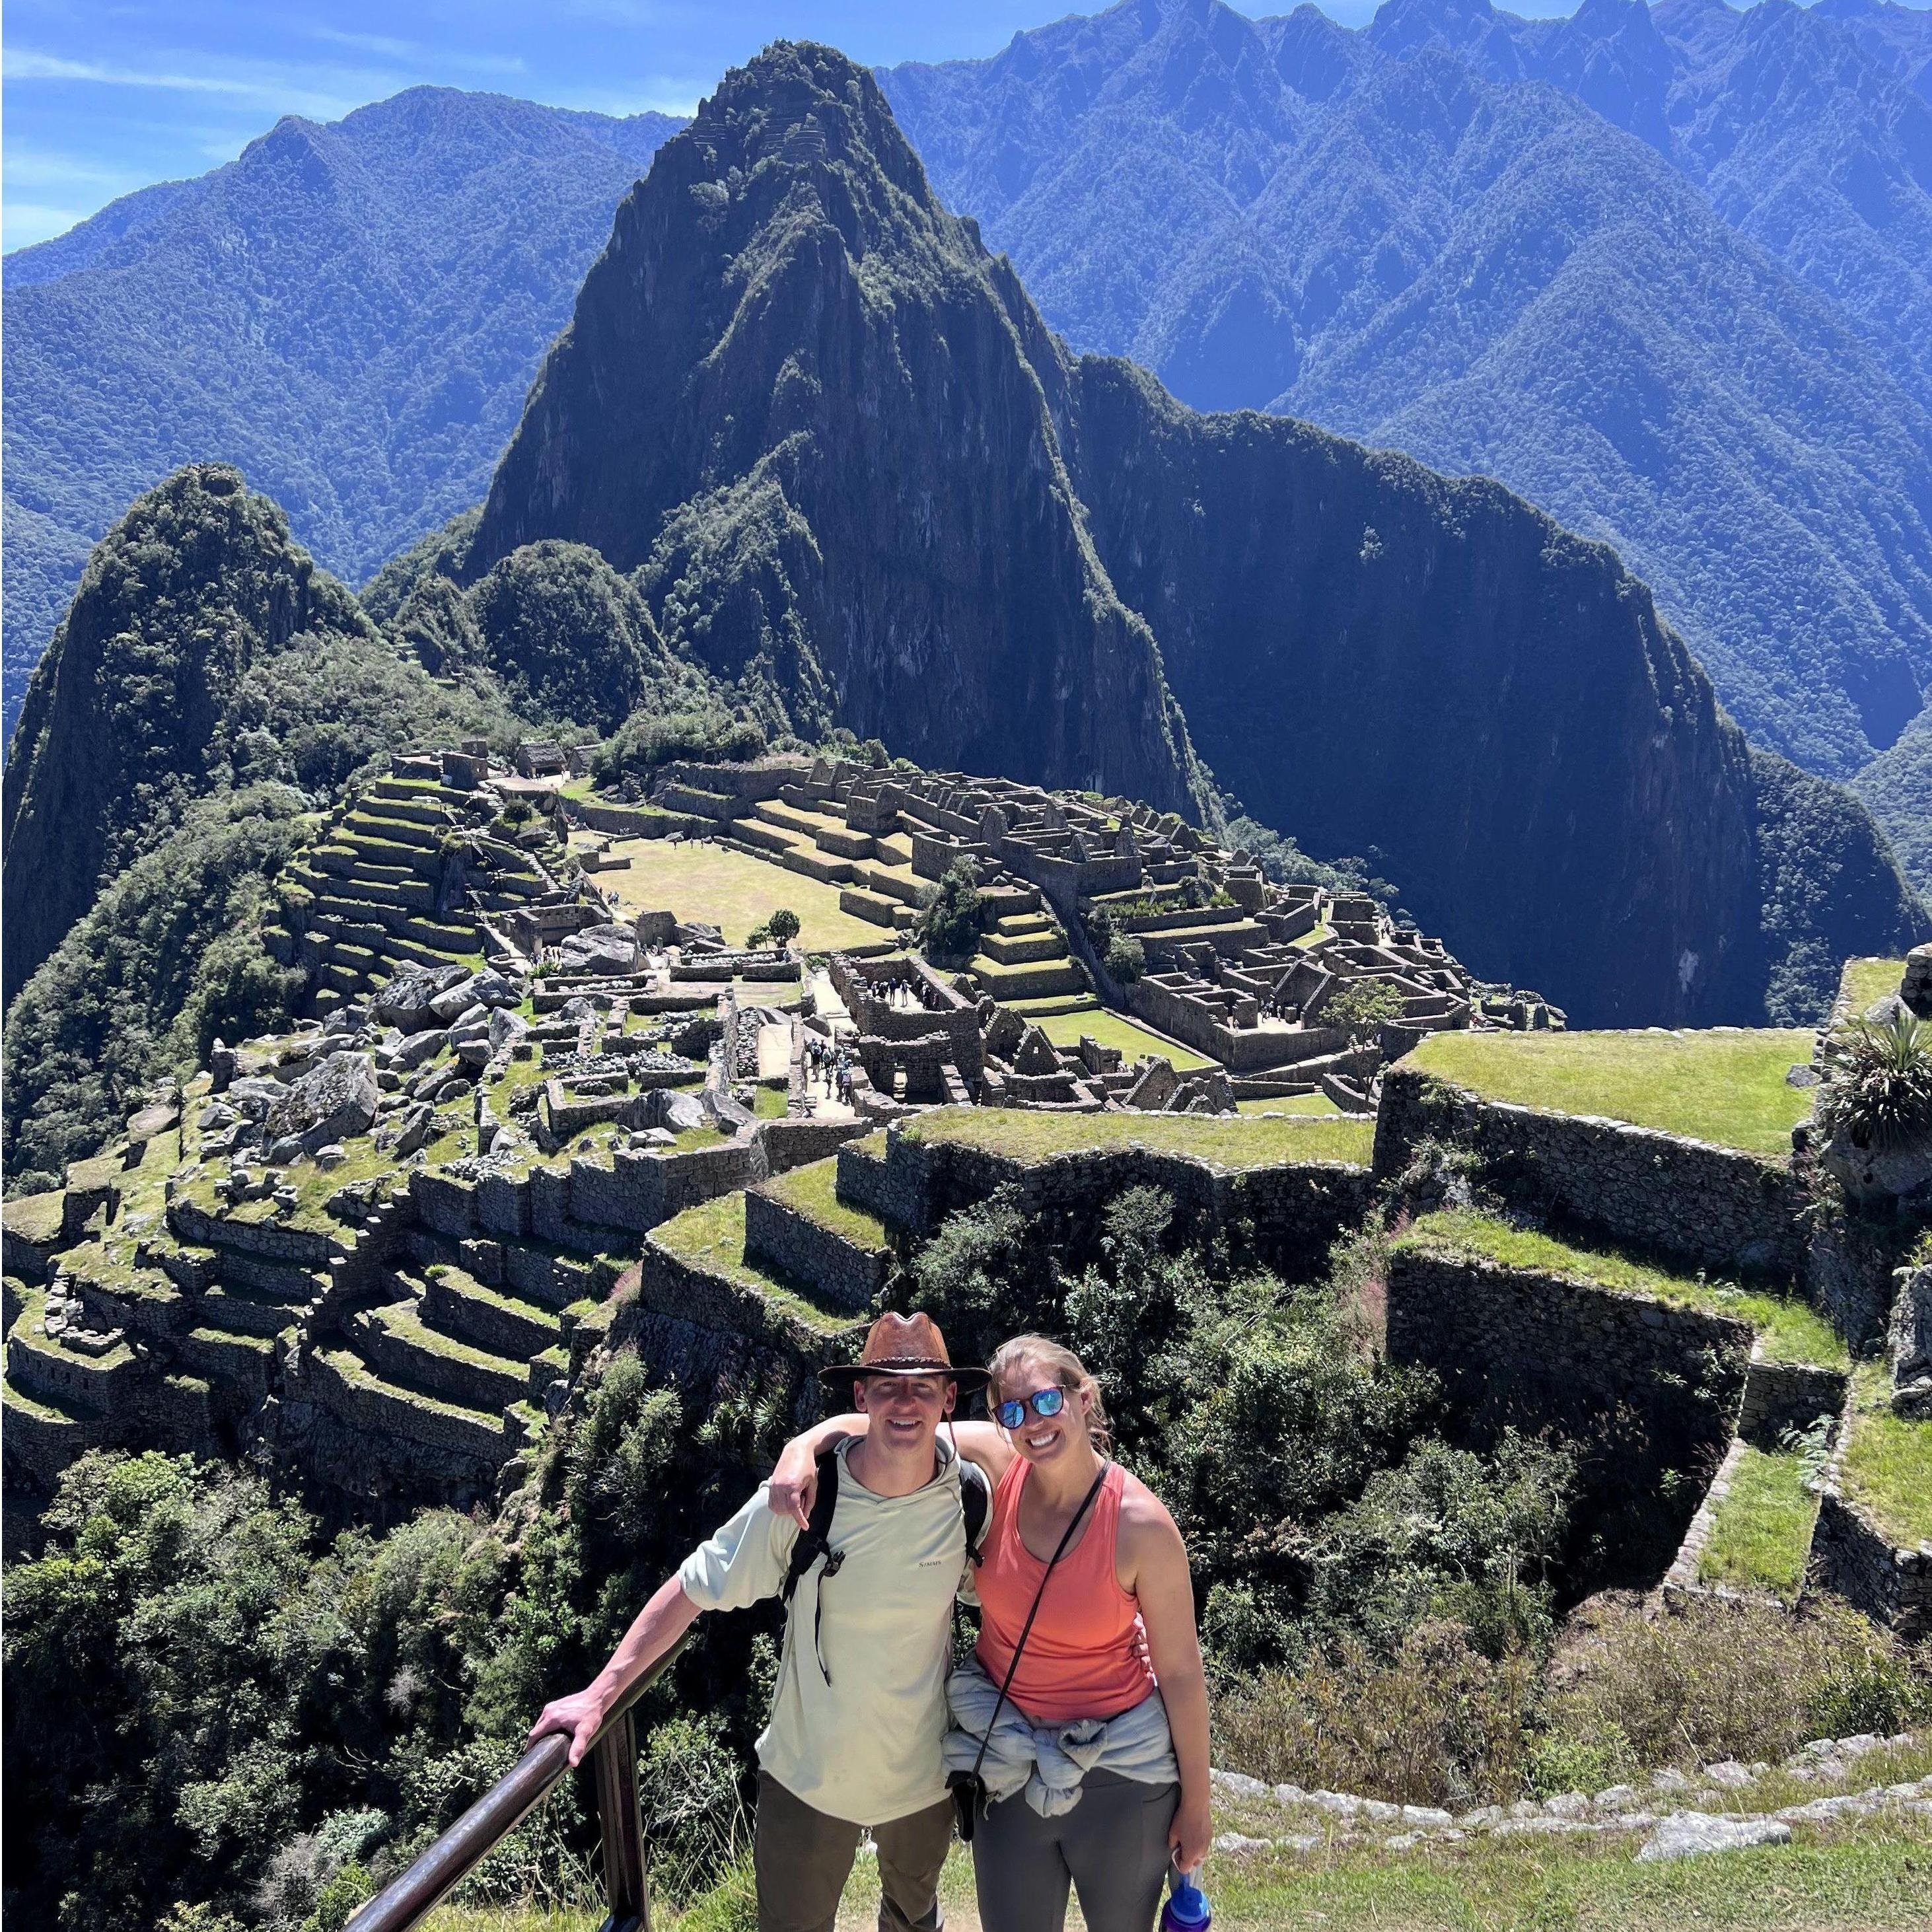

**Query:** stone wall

left=1814, top=1491, right=1932, bottom=1642
left=854, top=1124, right=1373, bottom=1279
left=760, top=1118, right=872, bottom=1174
left=1736, top=1352, right=1848, bottom=1447
left=743, top=1190, right=886, bottom=1312
left=1375, top=1067, right=1808, bottom=1279
left=1386, top=1248, right=1751, bottom=1570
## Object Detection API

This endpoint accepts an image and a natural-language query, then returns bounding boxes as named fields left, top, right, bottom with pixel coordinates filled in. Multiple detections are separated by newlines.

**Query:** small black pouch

left=947, top=1768, right=986, bottom=1843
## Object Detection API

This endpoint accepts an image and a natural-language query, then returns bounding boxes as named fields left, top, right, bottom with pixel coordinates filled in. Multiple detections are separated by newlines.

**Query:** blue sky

left=4, top=0, right=1917, bottom=252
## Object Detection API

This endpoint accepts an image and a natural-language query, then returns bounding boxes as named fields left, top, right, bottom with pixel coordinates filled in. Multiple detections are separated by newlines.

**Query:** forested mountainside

left=469, top=40, right=1924, bottom=1028
left=0, top=468, right=522, bottom=1008
left=879, top=0, right=1932, bottom=807
left=0, top=89, right=683, bottom=746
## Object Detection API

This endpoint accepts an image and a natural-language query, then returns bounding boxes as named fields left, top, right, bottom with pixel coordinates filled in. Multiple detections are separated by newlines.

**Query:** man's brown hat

left=818, top=1310, right=989, bottom=1393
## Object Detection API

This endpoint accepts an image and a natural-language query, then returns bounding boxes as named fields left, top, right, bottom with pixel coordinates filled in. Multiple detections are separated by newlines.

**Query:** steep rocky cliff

left=471, top=41, right=1922, bottom=1024
left=468, top=44, right=1205, bottom=818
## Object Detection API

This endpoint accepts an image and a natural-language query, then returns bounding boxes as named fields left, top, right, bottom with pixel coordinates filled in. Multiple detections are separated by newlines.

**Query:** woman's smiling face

left=994, top=1356, right=1090, bottom=1466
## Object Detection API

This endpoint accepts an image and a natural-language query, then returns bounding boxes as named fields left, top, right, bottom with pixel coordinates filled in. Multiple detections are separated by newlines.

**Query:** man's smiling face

left=853, top=1371, right=954, bottom=1455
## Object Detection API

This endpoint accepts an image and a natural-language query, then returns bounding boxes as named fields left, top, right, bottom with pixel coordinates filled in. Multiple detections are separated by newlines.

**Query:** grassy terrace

left=592, top=838, right=886, bottom=950
left=1033, top=1006, right=1213, bottom=1069
left=1396, top=1211, right=1848, bottom=1367
left=1838, top=955, right=1906, bottom=1015
left=1238, top=1092, right=1344, bottom=1117
left=1698, top=1446, right=1820, bottom=1601
left=1841, top=1363, right=1932, bottom=1547
left=906, top=1108, right=1374, bottom=1169
left=650, top=1193, right=861, bottom=1336
left=1409, top=1028, right=1816, bottom=1157
left=761, top=1157, right=890, bottom=1251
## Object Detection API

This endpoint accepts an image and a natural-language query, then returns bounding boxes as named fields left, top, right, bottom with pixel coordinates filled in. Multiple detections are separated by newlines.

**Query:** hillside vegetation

left=0, top=89, right=683, bottom=742
left=880, top=0, right=1932, bottom=797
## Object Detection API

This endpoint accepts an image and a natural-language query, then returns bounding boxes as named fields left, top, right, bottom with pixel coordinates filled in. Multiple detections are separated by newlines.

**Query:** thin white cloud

left=3, top=46, right=377, bottom=121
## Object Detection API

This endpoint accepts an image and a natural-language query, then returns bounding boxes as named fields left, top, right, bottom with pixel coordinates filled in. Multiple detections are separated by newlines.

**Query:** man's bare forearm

left=589, top=1575, right=702, bottom=1713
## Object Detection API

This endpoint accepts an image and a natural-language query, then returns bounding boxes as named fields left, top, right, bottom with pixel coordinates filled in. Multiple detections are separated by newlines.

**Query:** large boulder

left=375, top=968, right=461, bottom=1034
left=429, top=967, right=520, bottom=1023
left=558, top=923, right=639, bottom=976
left=1820, top=1127, right=1932, bottom=1206
left=266, top=1052, right=378, bottom=1153
left=1902, top=945, right=1932, bottom=1019
left=643, top=1088, right=709, bottom=1133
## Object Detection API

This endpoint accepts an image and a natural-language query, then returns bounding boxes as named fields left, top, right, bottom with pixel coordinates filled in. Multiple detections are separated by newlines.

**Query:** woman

left=771, top=1334, right=1212, bottom=1932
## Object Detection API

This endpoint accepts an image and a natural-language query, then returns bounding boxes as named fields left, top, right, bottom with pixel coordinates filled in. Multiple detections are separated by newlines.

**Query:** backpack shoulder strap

left=958, top=1456, right=990, bottom=1566
left=779, top=1446, right=843, bottom=1604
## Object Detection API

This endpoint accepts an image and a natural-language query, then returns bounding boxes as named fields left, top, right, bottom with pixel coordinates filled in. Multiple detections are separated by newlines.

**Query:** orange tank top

left=974, top=1457, right=1157, bottom=1725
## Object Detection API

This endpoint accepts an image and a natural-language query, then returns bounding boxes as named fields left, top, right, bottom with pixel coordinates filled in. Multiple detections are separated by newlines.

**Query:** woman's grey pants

left=972, top=1770, right=1180, bottom=1932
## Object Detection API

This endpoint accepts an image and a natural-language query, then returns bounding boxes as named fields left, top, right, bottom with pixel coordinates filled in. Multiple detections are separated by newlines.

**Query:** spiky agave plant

left=1814, top=1011, right=1932, bottom=1151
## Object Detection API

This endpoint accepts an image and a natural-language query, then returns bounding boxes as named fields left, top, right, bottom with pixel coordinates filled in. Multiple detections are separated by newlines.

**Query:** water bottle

left=1159, top=1866, right=1211, bottom=1932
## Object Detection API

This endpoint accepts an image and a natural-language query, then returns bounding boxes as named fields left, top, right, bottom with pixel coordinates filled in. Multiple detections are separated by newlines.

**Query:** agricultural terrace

left=1838, top=956, right=1908, bottom=1015
left=1408, top=1028, right=1816, bottom=1157
left=906, top=1108, right=1374, bottom=1169
left=1841, top=1363, right=1932, bottom=1548
left=1396, top=1211, right=1848, bottom=1368
left=584, top=837, right=888, bottom=951
left=1698, top=1445, right=1821, bottom=1602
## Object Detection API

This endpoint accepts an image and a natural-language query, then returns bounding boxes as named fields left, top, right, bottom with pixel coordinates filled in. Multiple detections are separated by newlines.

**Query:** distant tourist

left=529, top=1313, right=992, bottom=1932
left=773, top=1336, right=1210, bottom=1932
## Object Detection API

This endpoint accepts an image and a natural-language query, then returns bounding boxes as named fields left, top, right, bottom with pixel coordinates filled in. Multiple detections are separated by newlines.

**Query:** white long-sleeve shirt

left=678, top=1438, right=972, bottom=1826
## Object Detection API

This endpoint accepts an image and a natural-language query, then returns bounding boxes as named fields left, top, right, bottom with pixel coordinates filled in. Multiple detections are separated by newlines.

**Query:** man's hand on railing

left=527, top=1686, right=611, bottom=1768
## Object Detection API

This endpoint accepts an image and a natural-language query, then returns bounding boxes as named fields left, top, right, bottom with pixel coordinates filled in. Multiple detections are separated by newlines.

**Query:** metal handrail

left=347, top=1642, right=686, bottom=1932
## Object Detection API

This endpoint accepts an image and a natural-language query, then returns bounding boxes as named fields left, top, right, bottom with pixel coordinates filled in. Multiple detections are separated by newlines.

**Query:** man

left=528, top=1312, right=989, bottom=1932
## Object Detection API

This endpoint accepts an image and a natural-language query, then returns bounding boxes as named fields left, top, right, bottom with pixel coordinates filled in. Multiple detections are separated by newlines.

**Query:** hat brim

left=817, top=1359, right=991, bottom=1395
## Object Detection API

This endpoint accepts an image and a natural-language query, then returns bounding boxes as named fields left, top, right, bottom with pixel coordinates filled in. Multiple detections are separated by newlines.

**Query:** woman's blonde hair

left=985, top=1334, right=1112, bottom=1456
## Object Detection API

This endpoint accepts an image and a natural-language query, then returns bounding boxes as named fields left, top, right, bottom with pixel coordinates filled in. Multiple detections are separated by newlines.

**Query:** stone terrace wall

left=1375, top=1066, right=1807, bottom=1278
left=857, top=1122, right=1373, bottom=1280
left=1736, top=1353, right=1848, bottom=1447
left=1386, top=1248, right=1752, bottom=1565
left=1814, top=1492, right=1932, bottom=1642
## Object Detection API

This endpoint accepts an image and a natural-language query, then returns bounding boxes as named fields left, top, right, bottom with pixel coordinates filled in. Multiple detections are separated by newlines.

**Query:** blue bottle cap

left=1165, top=1875, right=1211, bottom=1928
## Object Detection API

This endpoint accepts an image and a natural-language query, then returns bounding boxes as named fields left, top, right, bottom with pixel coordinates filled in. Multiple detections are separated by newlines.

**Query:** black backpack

left=779, top=1445, right=990, bottom=1682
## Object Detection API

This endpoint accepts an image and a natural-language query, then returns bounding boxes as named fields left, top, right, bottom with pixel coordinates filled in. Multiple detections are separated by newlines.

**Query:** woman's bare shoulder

left=1115, top=1465, right=1183, bottom=1546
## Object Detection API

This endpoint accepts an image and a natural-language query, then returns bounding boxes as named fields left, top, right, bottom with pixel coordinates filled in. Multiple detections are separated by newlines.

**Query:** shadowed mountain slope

left=879, top=0, right=1932, bottom=793
left=1, top=88, right=683, bottom=746
left=472, top=40, right=1925, bottom=1026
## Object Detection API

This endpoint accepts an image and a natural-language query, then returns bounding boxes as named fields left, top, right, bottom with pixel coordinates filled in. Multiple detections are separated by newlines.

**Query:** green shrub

left=1104, top=929, right=1146, bottom=984
left=1212, top=1620, right=1540, bottom=1807
left=1524, top=1724, right=1638, bottom=1799
left=915, top=862, right=984, bottom=962
left=592, top=709, right=766, bottom=786
left=1814, top=1009, right=1932, bottom=1150
left=766, top=908, right=801, bottom=946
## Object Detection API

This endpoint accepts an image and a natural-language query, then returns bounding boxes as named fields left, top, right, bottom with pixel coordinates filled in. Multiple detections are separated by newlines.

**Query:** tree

left=915, top=863, right=984, bottom=962
left=1321, top=978, right=1406, bottom=1039
left=766, top=908, right=801, bottom=947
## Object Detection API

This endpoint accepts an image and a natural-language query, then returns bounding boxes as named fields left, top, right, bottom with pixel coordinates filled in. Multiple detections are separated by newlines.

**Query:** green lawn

left=1409, top=1028, right=1816, bottom=1157
left=1033, top=1007, right=1213, bottom=1070
left=1841, top=1362, right=1932, bottom=1546
left=1396, top=1212, right=1848, bottom=1367
left=1837, top=956, right=1906, bottom=1016
left=1238, top=1092, right=1343, bottom=1116
left=1698, top=1447, right=1820, bottom=1601
left=907, top=1108, right=1374, bottom=1170
left=594, top=839, right=885, bottom=950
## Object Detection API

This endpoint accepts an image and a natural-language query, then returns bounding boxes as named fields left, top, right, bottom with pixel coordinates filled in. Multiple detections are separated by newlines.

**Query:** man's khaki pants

left=754, top=1769, right=953, bottom=1932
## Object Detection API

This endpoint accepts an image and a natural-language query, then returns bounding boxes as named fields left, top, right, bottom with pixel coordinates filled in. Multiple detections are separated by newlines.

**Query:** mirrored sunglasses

left=995, top=1386, right=1066, bottom=1431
